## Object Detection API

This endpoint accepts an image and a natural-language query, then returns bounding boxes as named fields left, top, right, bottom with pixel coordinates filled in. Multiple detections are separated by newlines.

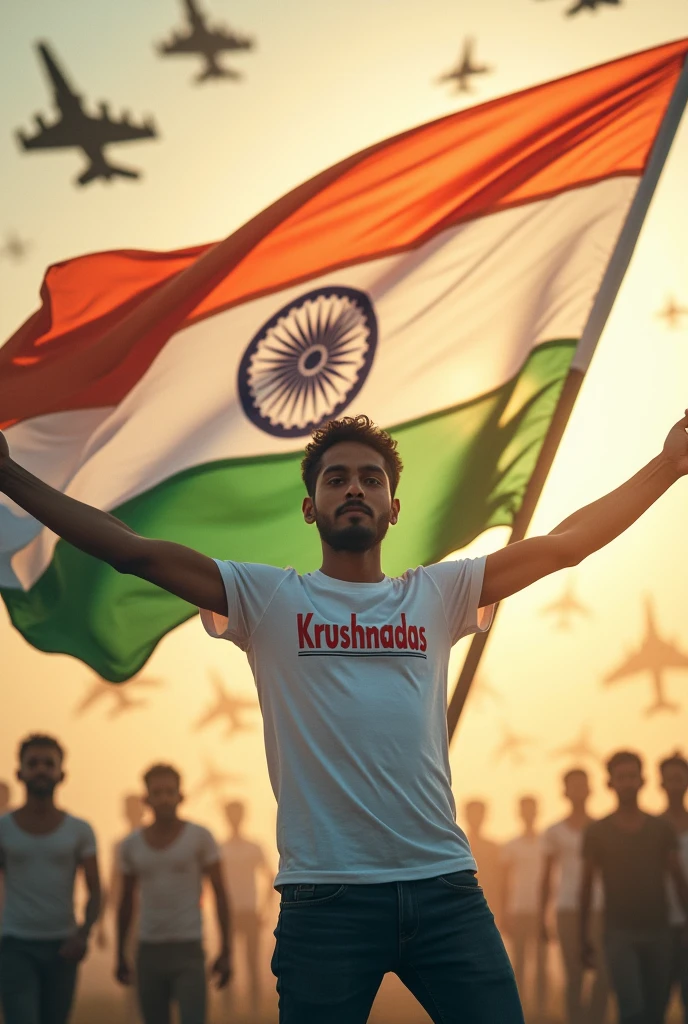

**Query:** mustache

left=336, top=501, right=373, bottom=517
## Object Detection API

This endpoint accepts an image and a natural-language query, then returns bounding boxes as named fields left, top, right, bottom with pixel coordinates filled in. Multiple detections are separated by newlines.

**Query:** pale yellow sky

left=2, top=0, right=688, bottom=887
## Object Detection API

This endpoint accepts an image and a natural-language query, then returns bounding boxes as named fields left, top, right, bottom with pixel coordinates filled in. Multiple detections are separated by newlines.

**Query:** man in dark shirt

left=580, top=750, right=688, bottom=1024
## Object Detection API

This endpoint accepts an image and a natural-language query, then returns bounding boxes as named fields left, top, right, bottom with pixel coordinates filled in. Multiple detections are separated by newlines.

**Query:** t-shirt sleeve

left=424, top=557, right=495, bottom=645
left=118, top=837, right=136, bottom=876
left=198, top=826, right=221, bottom=868
left=77, top=820, right=97, bottom=860
left=199, top=561, right=290, bottom=650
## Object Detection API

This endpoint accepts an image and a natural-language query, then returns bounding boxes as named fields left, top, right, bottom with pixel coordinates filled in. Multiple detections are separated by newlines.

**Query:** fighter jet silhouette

left=550, top=724, right=601, bottom=763
left=194, top=672, right=258, bottom=738
left=157, top=0, right=254, bottom=83
left=438, top=38, right=491, bottom=93
left=16, top=42, right=157, bottom=187
left=74, top=674, right=163, bottom=720
left=189, top=758, right=242, bottom=798
left=0, top=232, right=32, bottom=263
left=657, top=296, right=688, bottom=329
left=604, top=598, right=688, bottom=715
left=493, top=725, right=535, bottom=764
left=565, top=0, right=621, bottom=15
left=540, top=578, right=592, bottom=631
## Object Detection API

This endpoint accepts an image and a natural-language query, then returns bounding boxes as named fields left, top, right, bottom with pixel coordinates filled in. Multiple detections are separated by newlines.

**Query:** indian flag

left=1, top=40, right=687, bottom=681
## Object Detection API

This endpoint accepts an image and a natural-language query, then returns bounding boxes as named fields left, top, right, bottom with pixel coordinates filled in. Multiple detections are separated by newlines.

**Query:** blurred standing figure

left=659, top=753, right=688, bottom=1022
left=221, top=800, right=275, bottom=1018
left=501, top=796, right=547, bottom=1020
left=0, top=734, right=101, bottom=1024
left=540, top=768, right=608, bottom=1024
left=0, top=782, right=12, bottom=935
left=116, top=764, right=232, bottom=1024
left=463, top=800, right=504, bottom=930
left=581, top=751, right=688, bottom=1024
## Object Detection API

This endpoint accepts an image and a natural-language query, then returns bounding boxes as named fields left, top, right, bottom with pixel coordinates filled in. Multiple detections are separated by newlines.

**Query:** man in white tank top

left=0, top=734, right=101, bottom=1024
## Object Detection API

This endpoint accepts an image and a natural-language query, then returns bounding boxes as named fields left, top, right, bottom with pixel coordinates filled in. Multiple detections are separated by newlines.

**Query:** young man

left=220, top=799, right=275, bottom=1018
left=115, top=764, right=231, bottom=1024
left=462, top=800, right=504, bottom=929
left=0, top=734, right=101, bottom=1024
left=581, top=751, right=688, bottom=1024
left=501, top=796, right=547, bottom=1019
left=1, top=411, right=687, bottom=1023
left=659, top=752, right=688, bottom=1022
left=540, top=768, right=608, bottom=1024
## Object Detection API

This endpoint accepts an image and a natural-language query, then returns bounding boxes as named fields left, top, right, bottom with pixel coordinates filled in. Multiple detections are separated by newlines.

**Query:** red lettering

left=297, top=613, right=314, bottom=649
left=380, top=625, right=394, bottom=649
left=395, top=612, right=408, bottom=649
left=340, top=625, right=351, bottom=649
left=324, top=625, right=339, bottom=649
left=365, top=626, right=380, bottom=648
left=419, top=626, right=427, bottom=652
left=351, top=613, right=364, bottom=649
left=408, top=625, right=419, bottom=650
left=314, top=623, right=325, bottom=648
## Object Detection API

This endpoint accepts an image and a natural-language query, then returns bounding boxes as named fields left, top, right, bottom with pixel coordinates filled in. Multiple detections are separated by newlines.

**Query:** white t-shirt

left=668, top=829, right=688, bottom=926
left=0, top=812, right=97, bottom=939
left=542, top=819, right=604, bottom=912
left=119, top=822, right=219, bottom=943
left=202, top=558, right=492, bottom=886
left=221, top=837, right=267, bottom=913
left=501, top=834, right=545, bottom=915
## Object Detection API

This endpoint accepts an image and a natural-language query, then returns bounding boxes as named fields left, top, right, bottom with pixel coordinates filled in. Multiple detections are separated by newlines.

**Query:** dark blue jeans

left=0, top=937, right=79, bottom=1024
left=272, top=870, right=524, bottom=1023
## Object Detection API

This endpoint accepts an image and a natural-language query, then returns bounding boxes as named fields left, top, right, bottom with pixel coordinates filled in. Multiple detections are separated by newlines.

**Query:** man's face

left=303, top=441, right=400, bottom=553
left=609, top=761, right=643, bottom=802
left=564, top=772, right=590, bottom=805
left=661, top=764, right=688, bottom=801
left=18, top=745, right=63, bottom=797
left=145, top=775, right=182, bottom=820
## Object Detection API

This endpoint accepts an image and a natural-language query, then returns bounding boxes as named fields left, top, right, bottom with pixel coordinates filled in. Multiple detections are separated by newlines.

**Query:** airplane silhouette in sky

left=438, top=38, right=491, bottom=93
left=157, top=0, right=254, bottom=83
left=0, top=232, right=32, bottom=263
left=604, top=598, right=688, bottom=715
left=74, top=674, right=163, bottom=720
left=537, top=0, right=621, bottom=14
left=189, top=758, right=242, bottom=798
left=550, top=724, right=601, bottom=763
left=194, top=672, right=258, bottom=738
left=657, top=296, right=688, bottom=329
left=16, top=42, right=157, bottom=187
left=493, top=725, right=535, bottom=764
left=540, top=578, right=592, bottom=631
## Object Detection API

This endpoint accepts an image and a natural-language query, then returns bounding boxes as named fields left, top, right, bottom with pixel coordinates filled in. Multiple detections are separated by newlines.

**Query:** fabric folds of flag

left=1, top=40, right=687, bottom=680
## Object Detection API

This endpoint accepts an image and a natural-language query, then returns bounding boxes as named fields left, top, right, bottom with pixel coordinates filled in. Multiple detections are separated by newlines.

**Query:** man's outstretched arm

left=0, top=431, right=227, bottom=615
left=480, top=412, right=688, bottom=607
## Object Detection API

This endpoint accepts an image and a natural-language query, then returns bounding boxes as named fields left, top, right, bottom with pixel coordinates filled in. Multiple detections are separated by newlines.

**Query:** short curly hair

left=606, top=750, right=642, bottom=776
left=301, top=416, right=403, bottom=497
left=18, top=733, right=65, bottom=764
left=143, top=763, right=181, bottom=791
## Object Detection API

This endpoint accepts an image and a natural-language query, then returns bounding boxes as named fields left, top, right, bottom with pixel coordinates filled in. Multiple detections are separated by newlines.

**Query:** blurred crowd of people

left=0, top=733, right=687, bottom=1024
left=0, top=734, right=274, bottom=1024
left=466, top=751, right=688, bottom=1024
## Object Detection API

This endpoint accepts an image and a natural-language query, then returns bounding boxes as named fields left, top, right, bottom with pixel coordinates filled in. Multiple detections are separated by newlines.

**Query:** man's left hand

left=58, top=934, right=88, bottom=962
left=210, top=950, right=232, bottom=989
left=663, top=411, right=688, bottom=477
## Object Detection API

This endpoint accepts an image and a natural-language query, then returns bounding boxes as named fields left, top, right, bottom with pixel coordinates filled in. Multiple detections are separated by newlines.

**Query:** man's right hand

left=115, top=957, right=133, bottom=986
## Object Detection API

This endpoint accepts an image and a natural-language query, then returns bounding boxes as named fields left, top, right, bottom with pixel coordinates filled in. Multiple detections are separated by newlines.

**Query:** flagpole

left=447, top=53, right=688, bottom=744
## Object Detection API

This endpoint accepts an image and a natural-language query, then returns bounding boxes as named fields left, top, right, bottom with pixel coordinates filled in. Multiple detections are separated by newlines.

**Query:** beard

left=315, top=508, right=391, bottom=552
left=25, top=777, right=58, bottom=798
